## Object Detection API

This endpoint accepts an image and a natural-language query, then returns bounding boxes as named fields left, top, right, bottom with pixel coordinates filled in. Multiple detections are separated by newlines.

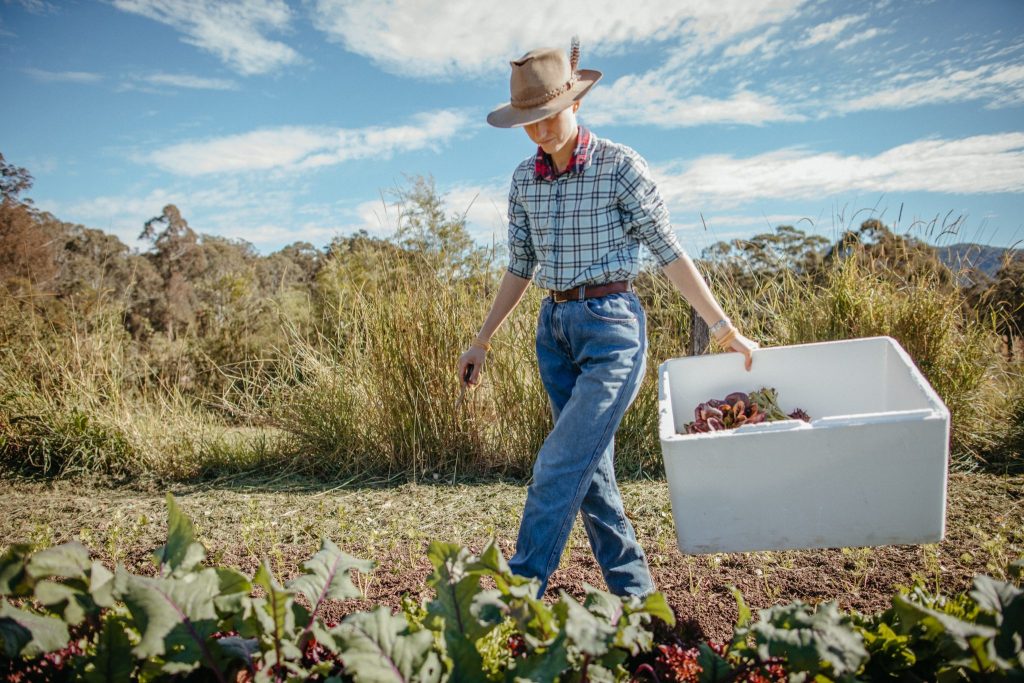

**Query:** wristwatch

left=708, top=318, right=731, bottom=338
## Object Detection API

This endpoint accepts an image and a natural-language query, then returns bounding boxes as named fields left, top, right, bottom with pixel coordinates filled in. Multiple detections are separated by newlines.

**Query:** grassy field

left=3, top=225, right=1021, bottom=483
left=2, top=471, right=1020, bottom=641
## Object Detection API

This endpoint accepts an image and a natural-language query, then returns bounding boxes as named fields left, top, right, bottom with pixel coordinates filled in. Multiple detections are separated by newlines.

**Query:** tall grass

left=2, top=240, right=1019, bottom=482
left=243, top=243, right=1018, bottom=479
left=0, top=296, right=282, bottom=481
left=251, top=256, right=552, bottom=481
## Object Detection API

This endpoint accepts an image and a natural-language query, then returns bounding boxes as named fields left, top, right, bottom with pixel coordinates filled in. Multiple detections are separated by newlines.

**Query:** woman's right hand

left=727, top=331, right=759, bottom=372
left=457, top=346, right=487, bottom=388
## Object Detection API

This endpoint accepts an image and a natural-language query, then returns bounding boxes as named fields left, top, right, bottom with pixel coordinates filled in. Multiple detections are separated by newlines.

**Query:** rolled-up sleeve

left=506, top=175, right=538, bottom=279
left=616, top=151, right=687, bottom=267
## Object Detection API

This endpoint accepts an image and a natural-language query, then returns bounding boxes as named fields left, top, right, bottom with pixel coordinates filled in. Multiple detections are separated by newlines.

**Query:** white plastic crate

left=658, top=336, right=950, bottom=554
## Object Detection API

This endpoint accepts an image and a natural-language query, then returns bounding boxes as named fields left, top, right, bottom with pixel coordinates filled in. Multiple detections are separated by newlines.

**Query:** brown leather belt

left=550, top=280, right=631, bottom=303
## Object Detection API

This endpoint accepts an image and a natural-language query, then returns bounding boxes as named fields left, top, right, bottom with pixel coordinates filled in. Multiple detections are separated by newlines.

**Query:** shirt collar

left=534, top=126, right=593, bottom=181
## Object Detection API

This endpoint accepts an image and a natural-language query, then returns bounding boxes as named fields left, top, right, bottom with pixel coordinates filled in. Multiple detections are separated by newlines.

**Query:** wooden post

left=689, top=307, right=710, bottom=356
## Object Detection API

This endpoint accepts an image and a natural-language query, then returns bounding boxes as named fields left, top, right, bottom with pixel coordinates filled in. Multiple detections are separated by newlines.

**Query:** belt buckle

left=552, top=285, right=588, bottom=303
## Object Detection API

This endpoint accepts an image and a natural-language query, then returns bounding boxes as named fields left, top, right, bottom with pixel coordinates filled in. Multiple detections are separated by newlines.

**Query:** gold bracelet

left=471, top=338, right=492, bottom=352
left=716, top=327, right=738, bottom=347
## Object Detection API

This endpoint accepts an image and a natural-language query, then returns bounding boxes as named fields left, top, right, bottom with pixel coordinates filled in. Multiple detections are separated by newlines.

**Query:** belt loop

left=578, top=285, right=585, bottom=300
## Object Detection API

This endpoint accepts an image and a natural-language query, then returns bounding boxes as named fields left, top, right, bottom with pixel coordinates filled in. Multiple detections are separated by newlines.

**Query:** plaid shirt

left=506, top=127, right=686, bottom=291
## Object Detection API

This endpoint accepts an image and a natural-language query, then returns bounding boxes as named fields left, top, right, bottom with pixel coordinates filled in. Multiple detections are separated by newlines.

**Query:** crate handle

left=733, top=419, right=812, bottom=434
left=811, top=409, right=936, bottom=427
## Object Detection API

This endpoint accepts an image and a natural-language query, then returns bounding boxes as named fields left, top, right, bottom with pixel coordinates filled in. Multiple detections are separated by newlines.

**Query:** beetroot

left=683, top=387, right=810, bottom=434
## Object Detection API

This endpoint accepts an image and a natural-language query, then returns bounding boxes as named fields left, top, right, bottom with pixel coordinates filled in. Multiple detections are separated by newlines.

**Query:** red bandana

left=534, top=126, right=591, bottom=181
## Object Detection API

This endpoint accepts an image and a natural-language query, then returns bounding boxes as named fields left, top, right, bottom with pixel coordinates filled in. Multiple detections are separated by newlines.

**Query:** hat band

left=511, top=74, right=579, bottom=109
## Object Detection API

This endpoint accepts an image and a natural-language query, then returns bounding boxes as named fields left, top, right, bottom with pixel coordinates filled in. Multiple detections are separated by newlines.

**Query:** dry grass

left=1, top=237, right=1020, bottom=482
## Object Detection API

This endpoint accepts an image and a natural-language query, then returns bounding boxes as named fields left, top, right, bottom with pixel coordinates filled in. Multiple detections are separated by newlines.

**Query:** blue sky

left=2, top=0, right=1023, bottom=258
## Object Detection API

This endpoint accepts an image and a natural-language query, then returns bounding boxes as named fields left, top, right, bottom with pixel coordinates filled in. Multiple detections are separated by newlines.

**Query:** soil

left=0, top=472, right=1021, bottom=643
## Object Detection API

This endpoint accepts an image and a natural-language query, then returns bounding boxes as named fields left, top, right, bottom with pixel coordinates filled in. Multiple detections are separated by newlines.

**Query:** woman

left=457, top=41, right=758, bottom=598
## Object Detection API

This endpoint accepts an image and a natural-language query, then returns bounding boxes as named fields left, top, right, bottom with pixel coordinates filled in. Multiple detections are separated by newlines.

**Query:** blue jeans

left=508, top=291, right=655, bottom=597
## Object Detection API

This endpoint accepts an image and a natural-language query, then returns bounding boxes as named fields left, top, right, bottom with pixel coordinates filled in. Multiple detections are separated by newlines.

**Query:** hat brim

left=487, top=69, right=602, bottom=128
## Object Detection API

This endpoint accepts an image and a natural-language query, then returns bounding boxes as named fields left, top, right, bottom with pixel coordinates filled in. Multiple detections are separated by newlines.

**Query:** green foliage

left=0, top=500, right=1021, bottom=682
left=977, top=255, right=1024, bottom=349
left=423, top=540, right=676, bottom=682
left=0, top=495, right=683, bottom=681
left=848, top=573, right=1024, bottom=681
left=154, top=492, right=206, bottom=576
left=744, top=600, right=868, bottom=678
left=83, top=611, right=135, bottom=683
left=0, top=600, right=70, bottom=658
left=648, top=567, right=1024, bottom=683
left=333, top=607, right=443, bottom=683
left=701, top=224, right=830, bottom=288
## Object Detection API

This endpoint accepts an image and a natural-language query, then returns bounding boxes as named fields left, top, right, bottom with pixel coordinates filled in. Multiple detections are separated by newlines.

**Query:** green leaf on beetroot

left=637, top=592, right=675, bottom=627
left=212, top=566, right=251, bottom=616
left=90, top=561, right=116, bottom=608
left=115, top=564, right=223, bottom=677
left=153, top=493, right=205, bottom=576
left=425, top=541, right=490, bottom=678
left=750, top=600, right=867, bottom=676
left=34, top=578, right=89, bottom=624
left=287, top=538, right=373, bottom=610
left=252, top=558, right=295, bottom=631
left=0, top=598, right=70, bottom=658
left=333, top=606, right=442, bottom=683
left=695, top=641, right=731, bottom=680
left=0, top=544, right=35, bottom=597
left=555, top=591, right=614, bottom=657
left=26, top=541, right=91, bottom=581
left=82, top=612, right=135, bottom=683
left=504, top=631, right=569, bottom=683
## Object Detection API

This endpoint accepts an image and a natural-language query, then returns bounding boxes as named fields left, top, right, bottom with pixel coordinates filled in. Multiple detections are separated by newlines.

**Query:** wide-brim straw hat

left=487, top=39, right=602, bottom=128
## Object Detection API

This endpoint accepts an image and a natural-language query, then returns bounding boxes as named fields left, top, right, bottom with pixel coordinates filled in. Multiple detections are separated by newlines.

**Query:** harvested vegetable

left=683, top=386, right=810, bottom=434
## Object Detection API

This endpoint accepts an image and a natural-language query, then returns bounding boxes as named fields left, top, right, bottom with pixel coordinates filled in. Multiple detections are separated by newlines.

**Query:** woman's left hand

left=727, top=331, right=759, bottom=371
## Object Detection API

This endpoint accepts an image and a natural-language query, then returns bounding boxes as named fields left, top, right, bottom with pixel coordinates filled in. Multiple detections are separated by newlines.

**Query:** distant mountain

left=936, top=243, right=1018, bottom=280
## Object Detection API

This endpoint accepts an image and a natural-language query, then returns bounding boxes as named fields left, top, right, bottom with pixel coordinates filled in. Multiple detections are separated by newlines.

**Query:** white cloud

left=338, top=181, right=510, bottom=244
left=110, top=0, right=300, bottom=75
left=654, top=133, right=1024, bottom=210
left=23, top=67, right=102, bottom=83
left=840, top=62, right=1024, bottom=112
left=40, top=171, right=504, bottom=253
left=722, top=28, right=780, bottom=59
left=217, top=222, right=342, bottom=246
left=145, top=109, right=474, bottom=176
left=443, top=182, right=510, bottom=243
left=44, top=133, right=1024, bottom=254
left=799, top=14, right=865, bottom=48
left=674, top=212, right=823, bottom=254
left=11, top=0, right=57, bottom=14
left=47, top=177, right=306, bottom=248
left=311, top=0, right=807, bottom=78
left=586, top=81, right=802, bottom=127
left=135, top=72, right=238, bottom=90
left=835, top=27, right=884, bottom=50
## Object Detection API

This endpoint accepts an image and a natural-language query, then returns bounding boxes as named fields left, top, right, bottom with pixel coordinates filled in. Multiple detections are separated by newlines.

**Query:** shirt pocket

left=522, top=196, right=556, bottom=252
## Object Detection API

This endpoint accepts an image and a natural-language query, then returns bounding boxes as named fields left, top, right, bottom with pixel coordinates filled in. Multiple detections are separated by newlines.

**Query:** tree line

left=2, top=151, right=1021, bottom=384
